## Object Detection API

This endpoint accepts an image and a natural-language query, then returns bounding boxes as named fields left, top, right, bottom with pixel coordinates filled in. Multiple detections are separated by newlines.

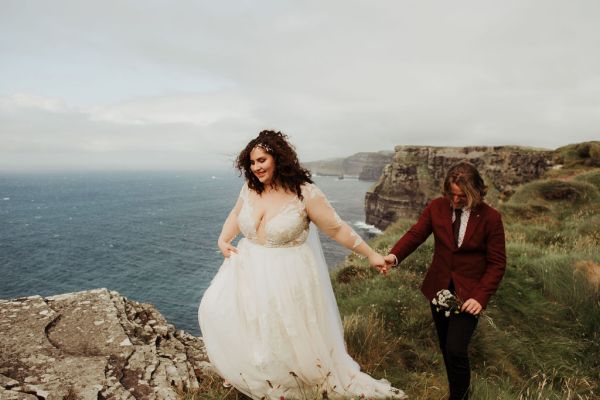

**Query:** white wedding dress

left=198, top=183, right=405, bottom=399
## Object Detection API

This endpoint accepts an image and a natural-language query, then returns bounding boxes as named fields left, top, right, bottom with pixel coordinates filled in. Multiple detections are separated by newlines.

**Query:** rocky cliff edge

left=0, top=288, right=209, bottom=400
left=365, top=145, right=552, bottom=230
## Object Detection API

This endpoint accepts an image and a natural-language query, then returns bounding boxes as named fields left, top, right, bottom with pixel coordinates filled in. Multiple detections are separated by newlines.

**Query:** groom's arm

left=389, top=201, right=434, bottom=266
left=470, top=211, right=506, bottom=309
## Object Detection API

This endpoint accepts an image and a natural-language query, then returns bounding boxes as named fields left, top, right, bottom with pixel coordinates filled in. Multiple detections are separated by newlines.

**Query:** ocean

left=0, top=171, right=380, bottom=336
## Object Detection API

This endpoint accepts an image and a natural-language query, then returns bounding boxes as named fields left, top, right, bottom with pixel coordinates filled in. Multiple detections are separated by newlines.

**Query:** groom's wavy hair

left=442, top=161, right=488, bottom=209
left=236, top=130, right=313, bottom=198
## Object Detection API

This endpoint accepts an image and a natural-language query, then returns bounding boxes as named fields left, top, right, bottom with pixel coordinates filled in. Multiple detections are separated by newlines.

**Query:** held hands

left=218, top=238, right=238, bottom=258
left=368, top=252, right=397, bottom=276
left=383, top=254, right=397, bottom=269
left=373, top=254, right=398, bottom=276
left=367, top=252, right=388, bottom=275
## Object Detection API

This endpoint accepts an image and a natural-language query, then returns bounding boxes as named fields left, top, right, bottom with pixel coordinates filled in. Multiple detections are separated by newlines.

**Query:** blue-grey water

left=0, top=171, right=379, bottom=336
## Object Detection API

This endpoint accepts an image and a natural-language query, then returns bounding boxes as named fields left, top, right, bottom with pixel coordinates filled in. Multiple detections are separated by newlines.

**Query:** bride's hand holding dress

left=216, top=196, right=242, bottom=258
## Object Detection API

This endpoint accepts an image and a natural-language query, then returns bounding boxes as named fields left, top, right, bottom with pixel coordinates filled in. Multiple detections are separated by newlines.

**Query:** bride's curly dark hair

left=236, top=130, right=313, bottom=198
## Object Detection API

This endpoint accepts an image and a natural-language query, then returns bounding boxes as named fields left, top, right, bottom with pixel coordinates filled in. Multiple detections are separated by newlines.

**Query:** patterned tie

left=453, top=208, right=462, bottom=246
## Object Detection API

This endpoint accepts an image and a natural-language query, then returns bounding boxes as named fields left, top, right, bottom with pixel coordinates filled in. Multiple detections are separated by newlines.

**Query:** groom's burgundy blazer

left=390, top=196, right=506, bottom=309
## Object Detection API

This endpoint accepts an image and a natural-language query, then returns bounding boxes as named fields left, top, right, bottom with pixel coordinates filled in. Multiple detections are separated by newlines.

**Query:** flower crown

left=253, top=142, right=273, bottom=153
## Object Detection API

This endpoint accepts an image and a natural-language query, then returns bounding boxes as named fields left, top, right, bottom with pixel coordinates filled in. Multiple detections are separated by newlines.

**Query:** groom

left=381, top=161, right=506, bottom=400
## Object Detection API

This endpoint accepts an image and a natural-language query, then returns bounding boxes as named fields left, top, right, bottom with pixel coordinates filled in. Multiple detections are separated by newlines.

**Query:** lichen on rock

left=0, top=288, right=209, bottom=400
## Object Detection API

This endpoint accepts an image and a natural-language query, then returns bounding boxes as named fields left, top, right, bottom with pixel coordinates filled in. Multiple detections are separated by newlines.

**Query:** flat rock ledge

left=0, top=288, right=211, bottom=400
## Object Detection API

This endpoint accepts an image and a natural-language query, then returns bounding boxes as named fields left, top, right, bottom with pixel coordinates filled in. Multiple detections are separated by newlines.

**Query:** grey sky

left=1, top=0, right=599, bottom=171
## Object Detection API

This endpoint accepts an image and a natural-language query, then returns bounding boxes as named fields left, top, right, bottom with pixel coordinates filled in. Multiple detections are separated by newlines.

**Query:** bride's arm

left=217, top=194, right=243, bottom=257
left=304, top=184, right=385, bottom=267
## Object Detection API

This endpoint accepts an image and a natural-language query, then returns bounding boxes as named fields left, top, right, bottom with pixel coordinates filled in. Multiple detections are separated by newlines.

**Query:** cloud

left=0, top=93, right=252, bottom=171
left=1, top=1, right=599, bottom=171
left=0, top=93, right=68, bottom=113
left=88, top=91, right=256, bottom=126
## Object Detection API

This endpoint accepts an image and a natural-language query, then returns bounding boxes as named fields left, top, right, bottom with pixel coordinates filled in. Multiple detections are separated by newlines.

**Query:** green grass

left=574, top=169, right=600, bottom=190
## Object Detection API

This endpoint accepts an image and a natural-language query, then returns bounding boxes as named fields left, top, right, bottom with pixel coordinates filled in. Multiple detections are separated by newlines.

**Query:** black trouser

left=430, top=301, right=478, bottom=400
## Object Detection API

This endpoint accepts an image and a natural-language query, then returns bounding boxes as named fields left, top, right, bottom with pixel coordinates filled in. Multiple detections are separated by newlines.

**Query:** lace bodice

left=238, top=184, right=309, bottom=247
left=236, top=183, right=363, bottom=249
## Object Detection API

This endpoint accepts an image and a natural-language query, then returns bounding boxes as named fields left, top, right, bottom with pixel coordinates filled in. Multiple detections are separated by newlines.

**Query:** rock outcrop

left=0, top=288, right=209, bottom=400
left=305, top=151, right=394, bottom=180
left=365, top=145, right=552, bottom=230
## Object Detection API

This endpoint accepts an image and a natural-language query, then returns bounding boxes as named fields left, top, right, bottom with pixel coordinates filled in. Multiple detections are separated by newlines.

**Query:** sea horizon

left=0, top=170, right=379, bottom=336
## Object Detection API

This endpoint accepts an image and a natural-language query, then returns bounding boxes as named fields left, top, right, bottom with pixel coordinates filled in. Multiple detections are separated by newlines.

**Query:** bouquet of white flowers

left=431, top=289, right=497, bottom=328
left=432, top=289, right=463, bottom=317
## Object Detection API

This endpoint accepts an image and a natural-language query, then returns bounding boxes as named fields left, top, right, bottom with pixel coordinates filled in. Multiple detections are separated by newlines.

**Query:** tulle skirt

left=198, top=238, right=405, bottom=399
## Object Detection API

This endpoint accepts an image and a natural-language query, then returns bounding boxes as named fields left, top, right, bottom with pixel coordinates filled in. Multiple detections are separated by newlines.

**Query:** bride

left=198, top=130, right=405, bottom=399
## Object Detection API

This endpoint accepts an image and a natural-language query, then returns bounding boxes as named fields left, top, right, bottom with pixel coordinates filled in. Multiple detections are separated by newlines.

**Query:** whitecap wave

left=353, top=221, right=382, bottom=234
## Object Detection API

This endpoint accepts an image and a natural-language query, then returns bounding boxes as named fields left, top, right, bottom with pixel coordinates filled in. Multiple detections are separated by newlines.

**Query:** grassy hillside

left=552, top=141, right=600, bottom=170
left=182, top=164, right=600, bottom=400
left=331, top=168, right=600, bottom=399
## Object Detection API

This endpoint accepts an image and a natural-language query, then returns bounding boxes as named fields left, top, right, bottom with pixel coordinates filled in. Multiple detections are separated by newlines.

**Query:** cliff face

left=305, top=151, right=394, bottom=180
left=365, top=145, right=552, bottom=230
left=0, top=288, right=209, bottom=400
